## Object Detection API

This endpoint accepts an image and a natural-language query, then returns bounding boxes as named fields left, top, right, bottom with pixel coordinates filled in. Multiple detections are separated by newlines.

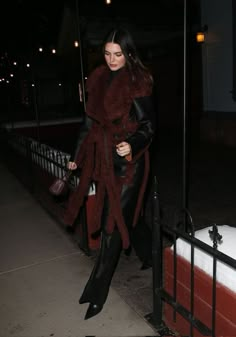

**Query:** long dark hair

left=102, top=27, right=153, bottom=84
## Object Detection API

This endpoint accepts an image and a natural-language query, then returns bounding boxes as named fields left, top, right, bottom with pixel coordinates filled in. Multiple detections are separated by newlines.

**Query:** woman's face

left=104, top=42, right=126, bottom=71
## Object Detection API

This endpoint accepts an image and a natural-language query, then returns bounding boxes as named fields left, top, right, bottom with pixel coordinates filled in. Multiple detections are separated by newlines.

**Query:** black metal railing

left=149, top=175, right=236, bottom=337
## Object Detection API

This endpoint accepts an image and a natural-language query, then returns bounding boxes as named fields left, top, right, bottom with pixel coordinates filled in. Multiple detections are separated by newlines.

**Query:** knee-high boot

left=79, top=228, right=122, bottom=307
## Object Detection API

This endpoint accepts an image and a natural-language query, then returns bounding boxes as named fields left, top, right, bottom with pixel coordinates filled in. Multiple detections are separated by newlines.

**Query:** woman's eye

left=105, top=52, right=122, bottom=57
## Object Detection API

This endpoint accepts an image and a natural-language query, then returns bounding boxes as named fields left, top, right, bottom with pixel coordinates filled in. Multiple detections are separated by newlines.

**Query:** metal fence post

left=146, top=175, right=163, bottom=328
left=25, top=138, right=34, bottom=193
left=152, top=175, right=163, bottom=322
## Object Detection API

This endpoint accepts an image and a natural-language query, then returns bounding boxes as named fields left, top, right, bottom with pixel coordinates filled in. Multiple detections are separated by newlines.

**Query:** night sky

left=0, top=0, right=188, bottom=56
left=0, top=0, right=65, bottom=54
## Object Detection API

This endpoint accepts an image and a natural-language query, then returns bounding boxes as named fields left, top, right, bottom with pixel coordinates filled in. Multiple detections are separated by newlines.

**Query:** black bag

left=49, top=170, right=72, bottom=196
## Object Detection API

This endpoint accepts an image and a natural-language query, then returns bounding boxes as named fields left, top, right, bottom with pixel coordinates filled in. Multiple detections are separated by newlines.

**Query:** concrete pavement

left=0, top=162, right=158, bottom=337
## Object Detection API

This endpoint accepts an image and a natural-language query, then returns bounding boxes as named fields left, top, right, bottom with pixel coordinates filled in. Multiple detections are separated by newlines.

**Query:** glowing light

left=196, top=32, right=205, bottom=43
left=196, top=25, right=208, bottom=43
left=13, top=61, right=17, bottom=66
left=10, top=73, right=14, bottom=77
left=39, top=47, right=43, bottom=52
left=74, top=41, right=79, bottom=47
left=105, top=0, right=111, bottom=4
left=52, top=48, right=56, bottom=54
left=26, top=63, right=30, bottom=68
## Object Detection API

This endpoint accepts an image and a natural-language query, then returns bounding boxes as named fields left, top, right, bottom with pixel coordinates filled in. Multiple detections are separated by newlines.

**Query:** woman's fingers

left=116, top=142, right=131, bottom=157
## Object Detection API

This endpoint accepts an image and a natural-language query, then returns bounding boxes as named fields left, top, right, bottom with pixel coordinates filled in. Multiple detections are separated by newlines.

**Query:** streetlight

left=74, top=40, right=79, bottom=48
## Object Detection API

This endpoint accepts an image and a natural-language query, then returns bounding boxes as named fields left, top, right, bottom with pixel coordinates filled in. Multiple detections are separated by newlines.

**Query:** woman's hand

left=116, top=141, right=132, bottom=157
left=67, top=161, right=77, bottom=170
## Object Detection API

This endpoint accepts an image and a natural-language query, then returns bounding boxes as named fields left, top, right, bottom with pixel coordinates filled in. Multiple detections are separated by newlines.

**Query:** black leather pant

left=79, top=156, right=152, bottom=306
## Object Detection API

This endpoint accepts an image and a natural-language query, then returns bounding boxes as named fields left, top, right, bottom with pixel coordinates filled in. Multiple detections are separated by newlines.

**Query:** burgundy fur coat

left=64, top=65, right=153, bottom=248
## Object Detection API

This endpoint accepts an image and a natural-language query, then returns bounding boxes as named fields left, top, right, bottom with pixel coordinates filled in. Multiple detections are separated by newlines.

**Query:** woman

left=64, top=27, right=156, bottom=320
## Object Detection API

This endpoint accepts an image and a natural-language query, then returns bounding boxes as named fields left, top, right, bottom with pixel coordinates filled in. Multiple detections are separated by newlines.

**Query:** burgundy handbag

left=49, top=170, right=72, bottom=196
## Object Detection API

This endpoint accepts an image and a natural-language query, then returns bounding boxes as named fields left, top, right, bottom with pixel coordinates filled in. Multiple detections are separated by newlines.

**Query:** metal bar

left=31, top=70, right=40, bottom=142
left=173, top=234, right=177, bottom=322
left=210, top=224, right=222, bottom=337
left=190, top=237, right=195, bottom=337
left=211, top=255, right=216, bottom=337
left=75, top=0, right=86, bottom=112
left=162, top=290, right=212, bottom=336
left=145, top=175, right=167, bottom=330
left=163, top=225, right=236, bottom=267
left=151, top=176, right=162, bottom=324
left=182, top=0, right=189, bottom=232
left=26, top=138, right=34, bottom=192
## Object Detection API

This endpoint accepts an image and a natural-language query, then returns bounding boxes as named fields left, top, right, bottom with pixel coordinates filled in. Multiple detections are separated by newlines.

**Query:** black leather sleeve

left=70, top=114, right=93, bottom=161
left=126, top=96, right=156, bottom=158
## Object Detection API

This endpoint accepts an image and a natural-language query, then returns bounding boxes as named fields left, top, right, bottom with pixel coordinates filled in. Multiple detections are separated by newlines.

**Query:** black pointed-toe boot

left=79, top=295, right=89, bottom=304
left=84, top=303, right=103, bottom=320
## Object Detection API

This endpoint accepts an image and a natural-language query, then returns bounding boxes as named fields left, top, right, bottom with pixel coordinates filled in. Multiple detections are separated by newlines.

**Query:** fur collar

left=86, top=65, right=152, bottom=122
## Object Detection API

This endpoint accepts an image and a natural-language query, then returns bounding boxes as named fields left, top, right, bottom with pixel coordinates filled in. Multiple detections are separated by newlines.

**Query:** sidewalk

left=0, top=162, right=158, bottom=337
